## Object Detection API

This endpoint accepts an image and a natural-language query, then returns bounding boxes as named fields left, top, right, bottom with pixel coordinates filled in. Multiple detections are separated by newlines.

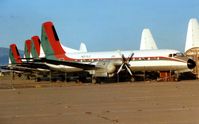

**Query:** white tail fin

left=79, top=42, right=87, bottom=52
left=61, top=43, right=80, bottom=53
left=185, top=18, right=199, bottom=52
left=140, top=28, right=158, bottom=50
left=60, top=43, right=87, bottom=53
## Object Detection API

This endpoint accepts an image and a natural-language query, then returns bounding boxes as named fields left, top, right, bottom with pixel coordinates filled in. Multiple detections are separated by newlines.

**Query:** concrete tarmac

left=0, top=80, right=199, bottom=124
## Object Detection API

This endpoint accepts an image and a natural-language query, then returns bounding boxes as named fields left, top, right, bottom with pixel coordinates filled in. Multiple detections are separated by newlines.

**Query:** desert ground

left=0, top=78, right=199, bottom=124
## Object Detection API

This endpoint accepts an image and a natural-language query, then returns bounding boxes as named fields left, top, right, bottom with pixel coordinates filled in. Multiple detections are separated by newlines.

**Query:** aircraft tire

left=130, top=77, right=135, bottom=82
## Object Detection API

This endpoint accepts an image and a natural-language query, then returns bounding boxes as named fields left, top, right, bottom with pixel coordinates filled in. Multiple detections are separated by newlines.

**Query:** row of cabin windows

left=57, top=53, right=185, bottom=62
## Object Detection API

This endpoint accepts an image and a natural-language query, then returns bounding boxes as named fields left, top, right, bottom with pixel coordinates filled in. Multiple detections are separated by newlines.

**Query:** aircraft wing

left=15, top=62, right=50, bottom=69
left=34, top=58, right=98, bottom=70
left=1, top=62, right=50, bottom=72
left=0, top=65, right=8, bottom=70
left=1, top=65, right=38, bottom=73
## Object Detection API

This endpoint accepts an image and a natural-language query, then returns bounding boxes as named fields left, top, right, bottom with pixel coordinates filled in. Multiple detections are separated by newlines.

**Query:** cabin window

left=169, top=54, right=172, bottom=57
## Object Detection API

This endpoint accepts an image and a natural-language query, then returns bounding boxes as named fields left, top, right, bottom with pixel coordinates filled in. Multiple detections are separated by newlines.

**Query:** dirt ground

left=0, top=79, right=199, bottom=124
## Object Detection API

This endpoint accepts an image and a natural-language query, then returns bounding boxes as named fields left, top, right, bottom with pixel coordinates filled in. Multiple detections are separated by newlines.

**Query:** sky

left=0, top=0, right=199, bottom=52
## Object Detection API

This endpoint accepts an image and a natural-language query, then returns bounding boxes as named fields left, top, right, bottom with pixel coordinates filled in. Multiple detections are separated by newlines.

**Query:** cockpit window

left=175, top=52, right=185, bottom=57
left=169, top=52, right=184, bottom=57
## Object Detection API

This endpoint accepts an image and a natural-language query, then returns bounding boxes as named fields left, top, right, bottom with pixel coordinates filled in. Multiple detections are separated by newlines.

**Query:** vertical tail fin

left=185, top=18, right=199, bottom=52
left=9, top=44, right=22, bottom=64
left=41, top=21, right=70, bottom=60
left=79, top=42, right=87, bottom=52
left=24, top=40, right=32, bottom=58
left=140, top=28, right=158, bottom=50
left=31, top=36, right=41, bottom=58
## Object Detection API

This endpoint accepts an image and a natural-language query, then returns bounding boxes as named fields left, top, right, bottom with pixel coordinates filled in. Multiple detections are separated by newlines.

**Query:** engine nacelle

left=95, top=61, right=117, bottom=77
left=107, top=63, right=116, bottom=74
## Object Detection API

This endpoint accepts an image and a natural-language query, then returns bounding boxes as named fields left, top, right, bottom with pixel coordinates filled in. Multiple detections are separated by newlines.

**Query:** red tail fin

left=9, top=44, right=22, bottom=64
left=31, top=36, right=41, bottom=58
left=41, top=21, right=72, bottom=60
left=24, top=40, right=32, bottom=58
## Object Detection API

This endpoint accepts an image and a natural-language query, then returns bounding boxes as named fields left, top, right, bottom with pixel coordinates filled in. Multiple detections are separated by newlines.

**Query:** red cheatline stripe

left=10, top=44, right=22, bottom=63
left=62, top=56, right=186, bottom=63
left=31, top=36, right=40, bottom=55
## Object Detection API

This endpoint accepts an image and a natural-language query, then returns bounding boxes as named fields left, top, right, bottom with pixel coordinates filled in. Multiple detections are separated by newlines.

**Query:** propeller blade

left=125, top=64, right=133, bottom=76
left=122, top=54, right=126, bottom=62
left=117, top=52, right=134, bottom=75
left=117, top=63, right=124, bottom=74
left=128, top=53, right=134, bottom=62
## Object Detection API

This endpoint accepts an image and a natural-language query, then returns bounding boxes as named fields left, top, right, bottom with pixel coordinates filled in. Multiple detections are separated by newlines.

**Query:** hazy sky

left=0, top=0, right=199, bottom=52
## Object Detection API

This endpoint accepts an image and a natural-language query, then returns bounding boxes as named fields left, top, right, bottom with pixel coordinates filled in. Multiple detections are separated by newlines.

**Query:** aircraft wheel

left=36, top=78, right=41, bottom=82
left=92, top=78, right=97, bottom=84
left=174, top=73, right=180, bottom=82
left=92, top=77, right=102, bottom=84
left=174, top=77, right=180, bottom=82
left=130, top=77, right=135, bottom=82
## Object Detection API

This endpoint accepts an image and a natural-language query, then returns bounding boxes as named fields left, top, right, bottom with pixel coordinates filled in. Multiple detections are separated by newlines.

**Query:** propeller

left=117, top=52, right=134, bottom=75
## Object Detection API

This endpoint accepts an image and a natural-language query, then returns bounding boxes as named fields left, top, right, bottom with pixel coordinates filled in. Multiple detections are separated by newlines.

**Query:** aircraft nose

left=187, top=59, right=196, bottom=69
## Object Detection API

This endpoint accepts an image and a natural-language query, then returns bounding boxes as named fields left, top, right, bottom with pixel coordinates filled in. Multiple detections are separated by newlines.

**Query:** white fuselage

left=47, top=49, right=191, bottom=73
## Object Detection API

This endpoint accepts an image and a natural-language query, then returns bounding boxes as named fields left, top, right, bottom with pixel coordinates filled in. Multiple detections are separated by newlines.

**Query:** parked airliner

left=34, top=21, right=196, bottom=82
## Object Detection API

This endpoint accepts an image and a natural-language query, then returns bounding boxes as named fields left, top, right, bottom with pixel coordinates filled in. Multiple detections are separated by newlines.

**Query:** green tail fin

left=31, top=36, right=41, bottom=58
left=41, top=21, right=69, bottom=60
left=9, top=44, right=22, bottom=64
left=24, top=40, right=32, bottom=58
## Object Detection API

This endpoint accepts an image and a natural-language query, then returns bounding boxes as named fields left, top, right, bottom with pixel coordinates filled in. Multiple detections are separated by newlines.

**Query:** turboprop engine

left=94, top=61, right=117, bottom=77
left=106, top=63, right=116, bottom=74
